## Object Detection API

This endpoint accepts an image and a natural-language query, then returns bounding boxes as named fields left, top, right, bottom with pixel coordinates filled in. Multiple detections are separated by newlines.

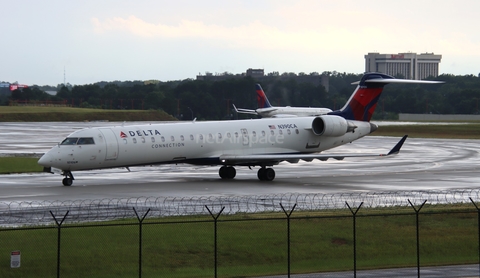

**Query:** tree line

left=4, top=72, right=480, bottom=120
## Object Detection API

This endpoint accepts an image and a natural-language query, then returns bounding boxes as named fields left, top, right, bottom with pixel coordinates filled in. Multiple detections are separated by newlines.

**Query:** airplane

left=233, top=83, right=333, bottom=117
left=38, top=73, right=443, bottom=186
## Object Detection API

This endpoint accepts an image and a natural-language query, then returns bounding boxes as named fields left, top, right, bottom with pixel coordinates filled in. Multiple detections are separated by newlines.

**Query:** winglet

left=387, top=135, right=408, bottom=155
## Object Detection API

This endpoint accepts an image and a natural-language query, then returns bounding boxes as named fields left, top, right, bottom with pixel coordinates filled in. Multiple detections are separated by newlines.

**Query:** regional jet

left=38, top=73, right=443, bottom=186
left=233, top=83, right=332, bottom=118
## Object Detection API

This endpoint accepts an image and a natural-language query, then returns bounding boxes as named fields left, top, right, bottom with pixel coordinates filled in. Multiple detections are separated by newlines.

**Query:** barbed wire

left=1, top=189, right=480, bottom=226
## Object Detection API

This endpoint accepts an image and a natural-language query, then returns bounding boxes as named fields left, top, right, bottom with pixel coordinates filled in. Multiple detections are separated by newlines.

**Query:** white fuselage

left=38, top=116, right=372, bottom=172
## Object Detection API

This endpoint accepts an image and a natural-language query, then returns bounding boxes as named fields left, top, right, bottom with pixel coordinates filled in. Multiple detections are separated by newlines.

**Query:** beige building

left=365, top=52, right=442, bottom=80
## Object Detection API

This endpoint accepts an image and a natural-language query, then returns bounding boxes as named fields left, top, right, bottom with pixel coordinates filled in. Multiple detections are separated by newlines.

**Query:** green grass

left=372, top=123, right=480, bottom=139
left=0, top=106, right=122, bottom=114
left=0, top=157, right=43, bottom=174
left=0, top=106, right=177, bottom=121
left=0, top=209, right=477, bottom=277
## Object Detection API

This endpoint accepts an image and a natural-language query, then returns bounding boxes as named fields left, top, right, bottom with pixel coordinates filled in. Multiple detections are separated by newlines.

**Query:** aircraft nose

left=38, top=153, right=52, bottom=167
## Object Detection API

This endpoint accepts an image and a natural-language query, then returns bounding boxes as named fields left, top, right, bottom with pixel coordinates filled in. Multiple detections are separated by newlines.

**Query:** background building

left=365, top=52, right=442, bottom=80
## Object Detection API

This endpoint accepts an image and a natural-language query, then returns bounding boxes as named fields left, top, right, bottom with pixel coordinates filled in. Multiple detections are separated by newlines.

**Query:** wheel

left=226, top=166, right=236, bottom=179
left=219, top=166, right=236, bottom=179
left=264, top=168, right=275, bottom=181
left=219, top=166, right=227, bottom=179
left=257, top=168, right=266, bottom=180
left=62, top=178, right=73, bottom=186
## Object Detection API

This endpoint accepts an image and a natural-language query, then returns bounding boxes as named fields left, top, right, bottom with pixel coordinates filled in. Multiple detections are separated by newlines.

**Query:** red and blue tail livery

left=255, top=84, right=272, bottom=108
left=329, top=73, right=443, bottom=122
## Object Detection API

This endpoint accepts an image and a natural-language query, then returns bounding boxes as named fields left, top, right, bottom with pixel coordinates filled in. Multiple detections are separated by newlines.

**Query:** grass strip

left=0, top=208, right=477, bottom=277
left=372, top=123, right=480, bottom=139
left=0, top=157, right=43, bottom=174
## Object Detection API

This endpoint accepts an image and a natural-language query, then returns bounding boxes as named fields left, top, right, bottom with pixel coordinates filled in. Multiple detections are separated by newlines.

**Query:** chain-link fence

left=1, top=190, right=480, bottom=277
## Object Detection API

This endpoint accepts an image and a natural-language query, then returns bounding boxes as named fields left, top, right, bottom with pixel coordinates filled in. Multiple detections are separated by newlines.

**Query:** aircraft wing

left=232, top=104, right=258, bottom=115
left=220, top=135, right=408, bottom=164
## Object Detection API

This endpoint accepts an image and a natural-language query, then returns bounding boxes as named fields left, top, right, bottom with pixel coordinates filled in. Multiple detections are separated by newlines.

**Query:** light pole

left=187, top=107, right=193, bottom=120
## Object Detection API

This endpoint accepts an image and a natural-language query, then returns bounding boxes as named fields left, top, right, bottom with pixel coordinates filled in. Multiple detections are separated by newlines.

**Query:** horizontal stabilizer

left=352, top=78, right=445, bottom=85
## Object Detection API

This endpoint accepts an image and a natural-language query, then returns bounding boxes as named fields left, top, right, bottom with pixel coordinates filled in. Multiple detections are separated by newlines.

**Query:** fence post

left=50, top=210, right=69, bottom=278
left=408, top=199, right=427, bottom=278
left=346, top=201, right=363, bottom=278
left=205, top=205, right=225, bottom=278
left=280, top=203, right=297, bottom=278
left=469, top=197, right=480, bottom=277
left=133, top=207, right=151, bottom=278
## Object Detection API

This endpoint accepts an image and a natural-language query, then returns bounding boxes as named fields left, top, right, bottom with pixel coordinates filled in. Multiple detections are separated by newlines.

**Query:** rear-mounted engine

left=311, top=116, right=356, bottom=136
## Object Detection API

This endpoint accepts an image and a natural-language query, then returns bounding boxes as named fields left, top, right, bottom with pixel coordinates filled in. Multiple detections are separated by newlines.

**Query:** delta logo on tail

left=256, top=84, right=272, bottom=109
left=328, top=73, right=443, bottom=121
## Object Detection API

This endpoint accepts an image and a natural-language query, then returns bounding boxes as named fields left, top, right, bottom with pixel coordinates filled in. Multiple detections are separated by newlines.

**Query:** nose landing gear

left=62, top=171, right=74, bottom=186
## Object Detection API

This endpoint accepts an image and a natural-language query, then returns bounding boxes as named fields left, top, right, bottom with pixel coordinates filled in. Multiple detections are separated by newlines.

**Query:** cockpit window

left=77, top=138, right=95, bottom=145
left=61, top=138, right=79, bottom=145
left=60, top=137, right=95, bottom=145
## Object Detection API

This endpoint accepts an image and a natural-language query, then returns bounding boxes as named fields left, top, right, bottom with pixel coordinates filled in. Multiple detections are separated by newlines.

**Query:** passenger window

left=252, top=131, right=256, bottom=137
left=296, top=129, right=299, bottom=134
left=279, top=130, right=283, bottom=135
left=171, top=136, right=175, bottom=142
left=123, top=139, right=127, bottom=144
left=270, top=130, right=274, bottom=135
left=262, top=131, right=266, bottom=136
left=190, top=134, right=194, bottom=140
left=133, top=138, right=137, bottom=144
left=161, top=136, right=165, bottom=142
left=287, top=129, right=291, bottom=135
left=141, top=137, right=145, bottom=143
left=61, top=138, right=78, bottom=145
left=180, top=135, right=184, bottom=141
left=151, top=137, right=155, bottom=143
left=227, top=132, right=231, bottom=138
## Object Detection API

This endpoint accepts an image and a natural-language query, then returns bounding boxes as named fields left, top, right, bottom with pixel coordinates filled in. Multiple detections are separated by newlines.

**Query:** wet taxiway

left=2, top=122, right=480, bottom=278
left=1, top=122, right=480, bottom=202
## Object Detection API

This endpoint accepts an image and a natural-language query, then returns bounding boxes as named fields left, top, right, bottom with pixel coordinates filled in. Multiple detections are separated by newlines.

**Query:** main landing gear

left=62, top=171, right=74, bottom=186
left=218, top=166, right=276, bottom=181
left=257, top=167, right=275, bottom=181
left=219, top=166, right=236, bottom=179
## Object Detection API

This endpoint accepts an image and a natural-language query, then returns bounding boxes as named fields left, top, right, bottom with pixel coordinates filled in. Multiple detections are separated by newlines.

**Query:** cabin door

left=99, top=128, right=119, bottom=160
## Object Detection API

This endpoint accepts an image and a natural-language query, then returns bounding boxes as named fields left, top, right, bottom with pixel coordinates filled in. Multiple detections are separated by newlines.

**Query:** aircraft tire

left=226, top=166, right=236, bottom=179
left=257, top=168, right=266, bottom=180
left=62, top=178, right=73, bottom=186
left=219, top=166, right=236, bottom=179
left=264, top=168, right=275, bottom=181
left=257, top=168, right=275, bottom=181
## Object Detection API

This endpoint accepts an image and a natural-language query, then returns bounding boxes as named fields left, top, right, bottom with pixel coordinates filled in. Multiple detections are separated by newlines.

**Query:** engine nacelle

left=311, top=115, right=352, bottom=136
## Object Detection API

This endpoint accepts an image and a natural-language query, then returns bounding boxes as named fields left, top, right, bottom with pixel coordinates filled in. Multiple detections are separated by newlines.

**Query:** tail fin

left=256, top=84, right=273, bottom=108
left=328, top=73, right=443, bottom=122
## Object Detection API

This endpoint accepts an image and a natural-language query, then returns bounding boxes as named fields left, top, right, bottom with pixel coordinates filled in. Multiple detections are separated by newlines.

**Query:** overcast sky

left=1, top=0, right=479, bottom=86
